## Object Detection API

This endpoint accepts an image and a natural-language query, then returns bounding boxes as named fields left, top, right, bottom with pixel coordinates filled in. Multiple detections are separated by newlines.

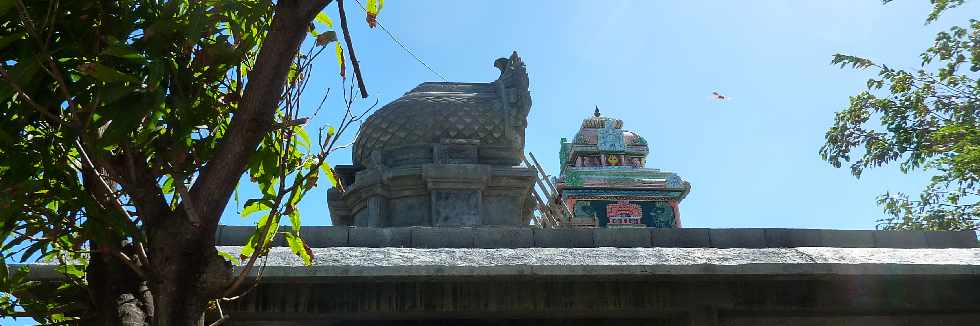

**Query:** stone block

left=925, top=231, right=977, bottom=248
left=819, top=230, right=874, bottom=248
left=873, top=230, right=927, bottom=248
left=299, top=226, right=349, bottom=247
left=764, top=228, right=822, bottom=248
left=215, top=225, right=253, bottom=246
left=474, top=227, right=532, bottom=248
left=388, top=196, right=430, bottom=227
left=431, top=190, right=481, bottom=226
left=709, top=229, right=766, bottom=248
left=651, top=228, right=709, bottom=247
left=411, top=227, right=475, bottom=248
left=533, top=228, right=595, bottom=248
left=480, top=194, right=525, bottom=225
left=595, top=228, right=652, bottom=248
left=349, top=227, right=412, bottom=248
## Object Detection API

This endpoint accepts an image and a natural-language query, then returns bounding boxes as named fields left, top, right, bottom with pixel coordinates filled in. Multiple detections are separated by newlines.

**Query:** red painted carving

left=606, top=200, right=642, bottom=225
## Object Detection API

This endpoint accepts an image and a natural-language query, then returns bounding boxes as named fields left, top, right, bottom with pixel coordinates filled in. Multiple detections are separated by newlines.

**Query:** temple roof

left=567, top=107, right=649, bottom=158
left=351, top=52, right=531, bottom=168
left=557, top=109, right=689, bottom=195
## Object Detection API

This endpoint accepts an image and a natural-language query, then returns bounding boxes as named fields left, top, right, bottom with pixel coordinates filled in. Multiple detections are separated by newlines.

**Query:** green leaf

left=101, top=45, right=144, bottom=62
left=335, top=43, right=346, bottom=79
left=240, top=213, right=279, bottom=260
left=288, top=206, right=301, bottom=233
left=161, top=175, right=174, bottom=194
left=366, top=0, right=383, bottom=28
left=217, top=250, right=239, bottom=266
left=55, top=264, right=85, bottom=279
left=294, top=125, right=311, bottom=149
left=241, top=198, right=272, bottom=217
left=315, top=12, right=334, bottom=29
left=284, top=232, right=312, bottom=265
left=321, top=162, right=339, bottom=188
left=79, top=63, right=140, bottom=84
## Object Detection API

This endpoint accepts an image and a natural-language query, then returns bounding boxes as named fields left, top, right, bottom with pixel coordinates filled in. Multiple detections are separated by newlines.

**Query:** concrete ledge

left=532, top=228, right=595, bottom=247
left=874, top=230, right=927, bottom=248
left=412, top=227, right=475, bottom=248
left=819, top=230, right=874, bottom=248
left=927, top=231, right=978, bottom=248
left=710, top=229, right=767, bottom=248
left=208, top=246, right=980, bottom=279
left=475, top=227, right=532, bottom=248
left=214, top=226, right=977, bottom=249
left=299, top=226, right=349, bottom=247
left=349, top=227, right=410, bottom=247
left=21, top=246, right=980, bottom=281
left=652, top=228, right=710, bottom=247
left=764, top=228, right=822, bottom=248
left=596, top=228, right=651, bottom=247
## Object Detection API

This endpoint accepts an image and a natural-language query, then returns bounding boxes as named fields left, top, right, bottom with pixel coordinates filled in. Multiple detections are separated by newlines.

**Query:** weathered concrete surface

left=206, top=245, right=980, bottom=325
left=214, top=226, right=978, bottom=249
left=203, top=246, right=980, bottom=280
left=215, top=270, right=980, bottom=325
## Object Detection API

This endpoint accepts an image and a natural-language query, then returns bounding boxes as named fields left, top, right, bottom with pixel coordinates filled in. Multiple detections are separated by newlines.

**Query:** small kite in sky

left=711, top=91, right=728, bottom=101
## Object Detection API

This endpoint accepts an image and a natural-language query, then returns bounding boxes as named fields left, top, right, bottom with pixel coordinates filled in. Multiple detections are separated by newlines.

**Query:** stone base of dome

left=329, top=164, right=536, bottom=227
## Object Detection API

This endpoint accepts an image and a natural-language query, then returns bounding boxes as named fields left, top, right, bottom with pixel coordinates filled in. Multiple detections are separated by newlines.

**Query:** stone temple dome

left=352, top=53, right=531, bottom=168
left=329, top=52, right=537, bottom=227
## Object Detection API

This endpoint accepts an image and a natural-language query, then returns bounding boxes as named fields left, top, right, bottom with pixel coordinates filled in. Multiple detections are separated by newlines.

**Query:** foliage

left=0, top=0, right=380, bottom=323
left=821, top=1, right=979, bottom=231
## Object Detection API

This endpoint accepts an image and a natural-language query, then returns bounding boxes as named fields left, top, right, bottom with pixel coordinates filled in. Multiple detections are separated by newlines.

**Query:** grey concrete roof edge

left=17, top=246, right=980, bottom=281
left=214, top=225, right=979, bottom=249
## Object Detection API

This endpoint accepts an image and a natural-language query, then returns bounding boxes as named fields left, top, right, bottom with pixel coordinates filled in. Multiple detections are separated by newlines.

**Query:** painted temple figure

left=555, top=108, right=691, bottom=228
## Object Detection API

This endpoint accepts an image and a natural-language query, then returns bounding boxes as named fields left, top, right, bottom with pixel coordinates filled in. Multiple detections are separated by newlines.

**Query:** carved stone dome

left=352, top=53, right=531, bottom=168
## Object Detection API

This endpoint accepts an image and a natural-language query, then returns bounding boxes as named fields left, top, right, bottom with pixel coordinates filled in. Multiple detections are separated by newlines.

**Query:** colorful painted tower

left=555, top=108, right=691, bottom=228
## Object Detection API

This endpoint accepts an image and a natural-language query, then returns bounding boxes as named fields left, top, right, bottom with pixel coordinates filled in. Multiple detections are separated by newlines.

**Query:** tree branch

left=337, top=0, right=368, bottom=98
left=190, top=0, right=332, bottom=232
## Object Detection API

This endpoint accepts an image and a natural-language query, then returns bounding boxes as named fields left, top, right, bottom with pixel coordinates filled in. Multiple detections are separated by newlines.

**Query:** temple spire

left=594, top=106, right=601, bottom=117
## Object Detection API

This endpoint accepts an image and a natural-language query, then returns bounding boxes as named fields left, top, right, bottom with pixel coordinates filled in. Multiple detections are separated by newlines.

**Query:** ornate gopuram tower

left=327, top=52, right=537, bottom=226
left=556, top=108, right=691, bottom=227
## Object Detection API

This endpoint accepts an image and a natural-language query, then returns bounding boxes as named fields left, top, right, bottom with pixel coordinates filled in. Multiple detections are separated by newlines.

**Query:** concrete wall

left=219, top=276, right=980, bottom=325
left=214, top=225, right=977, bottom=249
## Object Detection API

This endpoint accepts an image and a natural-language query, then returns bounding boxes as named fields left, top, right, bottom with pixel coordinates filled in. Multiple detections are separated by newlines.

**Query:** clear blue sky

left=221, top=0, right=976, bottom=230
left=7, top=1, right=979, bottom=324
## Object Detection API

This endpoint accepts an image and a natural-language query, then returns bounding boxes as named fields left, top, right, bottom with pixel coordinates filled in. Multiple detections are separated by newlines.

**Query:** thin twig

left=174, top=179, right=201, bottom=226
left=109, top=250, right=148, bottom=280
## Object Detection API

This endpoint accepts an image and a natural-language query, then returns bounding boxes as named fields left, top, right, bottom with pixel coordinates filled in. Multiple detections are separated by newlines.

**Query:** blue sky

left=7, top=1, right=979, bottom=324
left=224, top=0, right=976, bottom=230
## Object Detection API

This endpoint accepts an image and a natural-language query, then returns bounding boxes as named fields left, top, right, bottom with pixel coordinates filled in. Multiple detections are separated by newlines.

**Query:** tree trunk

left=146, top=218, right=232, bottom=326
left=87, top=218, right=232, bottom=325
left=87, top=246, right=152, bottom=325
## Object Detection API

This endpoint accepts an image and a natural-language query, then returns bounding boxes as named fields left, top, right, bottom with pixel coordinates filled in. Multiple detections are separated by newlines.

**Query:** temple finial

left=594, top=106, right=601, bottom=117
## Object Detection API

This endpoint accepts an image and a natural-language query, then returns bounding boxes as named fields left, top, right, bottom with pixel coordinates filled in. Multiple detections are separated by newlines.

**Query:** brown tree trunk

left=146, top=217, right=232, bottom=326
left=87, top=246, right=152, bottom=326
left=86, top=211, right=231, bottom=325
